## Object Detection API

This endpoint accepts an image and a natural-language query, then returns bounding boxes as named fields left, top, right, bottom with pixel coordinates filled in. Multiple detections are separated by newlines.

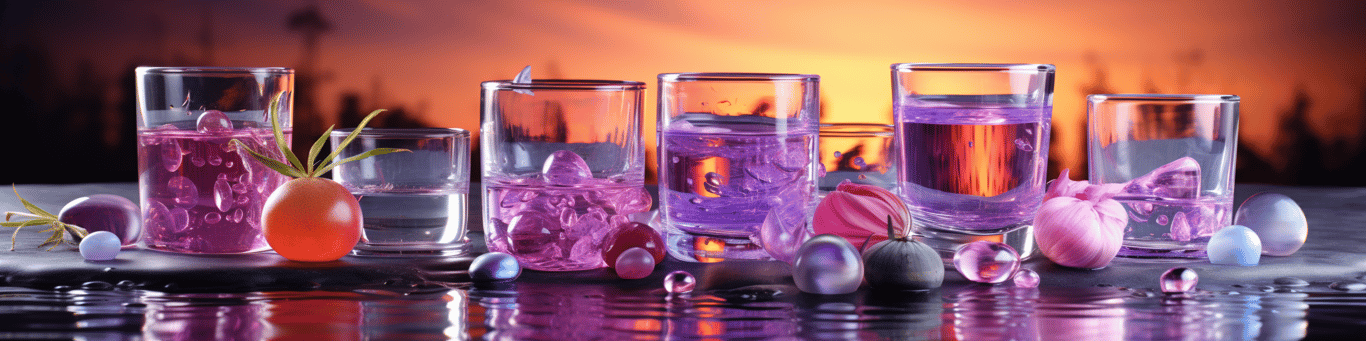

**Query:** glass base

left=1116, top=241, right=1207, bottom=259
left=351, top=238, right=471, bottom=257
left=912, top=224, right=1037, bottom=267
left=665, top=228, right=772, bottom=262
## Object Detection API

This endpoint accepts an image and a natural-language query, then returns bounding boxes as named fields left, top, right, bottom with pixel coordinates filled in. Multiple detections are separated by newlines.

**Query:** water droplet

left=204, top=212, right=221, bottom=224
left=81, top=281, right=113, bottom=290
left=1014, top=138, right=1034, bottom=152
left=853, top=157, right=866, bottom=168
left=664, top=271, right=696, bottom=294
left=167, top=176, right=198, bottom=207
left=1329, top=281, right=1366, bottom=291
left=190, top=156, right=206, bottom=167
left=689, top=197, right=703, bottom=204
left=1160, top=267, right=1198, bottom=293
left=1274, top=277, right=1309, bottom=287
left=224, top=161, right=234, bottom=168
left=214, top=179, right=234, bottom=212
left=953, top=241, right=1020, bottom=283
left=1157, top=215, right=1170, bottom=225
left=671, top=157, right=680, bottom=163
left=833, top=151, right=841, bottom=158
left=207, top=153, right=223, bottom=166
left=1012, top=269, right=1040, bottom=288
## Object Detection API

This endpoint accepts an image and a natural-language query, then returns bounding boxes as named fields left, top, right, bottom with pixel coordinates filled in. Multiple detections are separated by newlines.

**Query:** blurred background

left=3, top=0, right=1364, bottom=185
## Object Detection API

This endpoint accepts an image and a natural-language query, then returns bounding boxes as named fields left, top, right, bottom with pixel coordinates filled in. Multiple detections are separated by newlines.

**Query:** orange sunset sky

left=4, top=0, right=1365, bottom=184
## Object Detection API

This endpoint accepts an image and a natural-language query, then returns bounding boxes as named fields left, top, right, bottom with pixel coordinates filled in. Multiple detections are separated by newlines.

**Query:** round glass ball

left=602, top=222, right=666, bottom=266
left=1012, top=269, right=1040, bottom=288
left=953, top=241, right=1021, bottom=284
left=663, top=271, right=696, bottom=294
left=1160, top=267, right=1199, bottom=293
left=79, top=231, right=121, bottom=261
left=469, top=252, right=521, bottom=282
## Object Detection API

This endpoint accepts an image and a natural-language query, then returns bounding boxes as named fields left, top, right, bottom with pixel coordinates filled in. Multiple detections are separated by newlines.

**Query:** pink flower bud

left=812, top=181, right=911, bottom=247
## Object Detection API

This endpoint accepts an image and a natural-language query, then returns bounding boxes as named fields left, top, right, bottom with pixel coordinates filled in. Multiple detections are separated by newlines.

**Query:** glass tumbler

left=892, top=63, right=1054, bottom=261
left=658, top=73, right=821, bottom=262
left=330, top=128, right=471, bottom=256
left=819, top=123, right=897, bottom=192
left=1088, top=94, right=1239, bottom=259
left=135, top=67, right=293, bottom=254
left=480, top=79, right=651, bottom=271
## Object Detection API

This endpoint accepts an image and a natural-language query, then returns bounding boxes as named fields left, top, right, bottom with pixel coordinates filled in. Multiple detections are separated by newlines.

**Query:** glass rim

left=659, top=72, right=819, bottom=82
left=331, top=127, right=470, bottom=139
left=1088, top=94, right=1240, bottom=103
left=135, top=66, right=295, bottom=75
left=819, top=123, right=894, bottom=136
left=481, top=79, right=645, bottom=91
left=891, top=63, right=1055, bottom=73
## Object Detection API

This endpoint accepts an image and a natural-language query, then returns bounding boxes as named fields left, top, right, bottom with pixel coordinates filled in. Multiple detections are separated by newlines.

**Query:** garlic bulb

left=1033, top=170, right=1127, bottom=269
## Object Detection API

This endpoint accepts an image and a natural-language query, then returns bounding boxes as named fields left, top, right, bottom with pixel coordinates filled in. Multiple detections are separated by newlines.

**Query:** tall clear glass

left=135, top=67, right=293, bottom=253
left=892, top=63, right=1054, bottom=261
left=658, top=73, right=820, bottom=262
left=1088, top=94, right=1239, bottom=259
left=330, top=128, right=471, bottom=256
left=480, top=79, right=650, bottom=271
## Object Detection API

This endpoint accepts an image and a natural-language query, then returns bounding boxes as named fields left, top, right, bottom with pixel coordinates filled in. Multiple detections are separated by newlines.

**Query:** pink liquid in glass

left=137, top=126, right=291, bottom=253
left=484, top=176, right=651, bottom=271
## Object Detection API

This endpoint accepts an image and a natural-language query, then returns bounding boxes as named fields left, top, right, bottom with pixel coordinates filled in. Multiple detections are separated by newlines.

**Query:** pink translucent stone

left=1160, top=267, right=1199, bottom=293
left=1012, top=269, right=1040, bottom=288
left=953, top=241, right=1021, bottom=284
left=663, top=271, right=696, bottom=294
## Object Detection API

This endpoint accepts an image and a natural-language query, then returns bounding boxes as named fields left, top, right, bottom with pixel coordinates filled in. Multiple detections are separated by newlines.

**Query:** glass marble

left=614, top=247, right=655, bottom=280
left=58, top=194, right=142, bottom=247
left=78, top=231, right=121, bottom=261
left=793, top=234, right=864, bottom=294
left=664, top=271, right=696, bottom=294
left=1207, top=225, right=1261, bottom=266
left=1160, top=267, right=1198, bottom=293
left=1234, top=192, right=1308, bottom=256
left=1012, top=269, right=1040, bottom=288
left=194, top=110, right=233, bottom=133
left=469, top=252, right=521, bottom=282
left=953, top=241, right=1021, bottom=284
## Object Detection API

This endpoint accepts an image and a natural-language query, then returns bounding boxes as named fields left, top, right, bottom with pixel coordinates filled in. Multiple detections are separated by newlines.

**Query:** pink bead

left=1012, top=269, right=1040, bottom=288
left=953, top=241, right=1021, bottom=284
left=1160, top=267, right=1199, bottom=293
left=663, top=271, right=696, bottom=294
left=614, top=247, right=655, bottom=280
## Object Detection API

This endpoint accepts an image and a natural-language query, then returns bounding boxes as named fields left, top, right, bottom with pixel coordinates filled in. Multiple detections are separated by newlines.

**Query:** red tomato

left=261, top=177, right=362, bottom=262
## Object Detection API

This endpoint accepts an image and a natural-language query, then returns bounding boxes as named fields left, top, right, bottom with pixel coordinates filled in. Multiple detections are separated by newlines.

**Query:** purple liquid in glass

left=897, top=106, right=1050, bottom=233
left=138, top=124, right=289, bottom=253
left=484, top=151, right=650, bottom=271
left=659, top=118, right=816, bottom=238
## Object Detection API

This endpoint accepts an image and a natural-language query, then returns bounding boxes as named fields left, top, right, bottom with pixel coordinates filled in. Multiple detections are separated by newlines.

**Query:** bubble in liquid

left=207, top=153, right=223, bottom=166
left=1160, top=267, right=1198, bottom=293
left=160, top=141, right=183, bottom=172
left=169, top=208, right=190, bottom=233
left=214, top=178, right=234, bottom=212
left=167, top=176, right=199, bottom=208
left=1012, top=269, right=1040, bottom=288
left=190, top=156, right=206, bottom=167
left=204, top=212, right=222, bottom=224
left=195, top=110, right=234, bottom=134
left=953, top=241, right=1020, bottom=284
left=833, top=151, right=841, bottom=159
left=664, top=271, right=696, bottom=294
left=672, top=157, right=680, bottom=164
left=1157, top=215, right=1170, bottom=225
left=853, top=157, right=866, bottom=168
left=1014, top=138, right=1034, bottom=152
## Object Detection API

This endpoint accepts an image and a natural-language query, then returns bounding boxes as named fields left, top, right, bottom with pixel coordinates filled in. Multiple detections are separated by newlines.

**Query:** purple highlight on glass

left=135, top=67, right=293, bottom=254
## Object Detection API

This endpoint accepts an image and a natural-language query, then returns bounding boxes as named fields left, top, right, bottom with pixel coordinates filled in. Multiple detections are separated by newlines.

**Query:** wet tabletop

left=1, top=183, right=1365, bottom=339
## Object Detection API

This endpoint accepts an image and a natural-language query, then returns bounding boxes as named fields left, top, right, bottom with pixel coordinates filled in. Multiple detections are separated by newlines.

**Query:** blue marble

left=470, top=252, right=521, bottom=282
left=78, top=231, right=121, bottom=261
left=1207, top=225, right=1261, bottom=266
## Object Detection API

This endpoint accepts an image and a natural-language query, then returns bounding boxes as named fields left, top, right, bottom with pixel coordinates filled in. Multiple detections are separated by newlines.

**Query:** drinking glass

left=892, top=63, right=1054, bottom=261
left=1088, top=94, right=1239, bottom=258
left=480, top=79, right=650, bottom=271
left=819, top=123, right=897, bottom=192
left=135, top=67, right=293, bottom=254
left=658, top=73, right=821, bottom=262
left=330, top=128, right=471, bottom=256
